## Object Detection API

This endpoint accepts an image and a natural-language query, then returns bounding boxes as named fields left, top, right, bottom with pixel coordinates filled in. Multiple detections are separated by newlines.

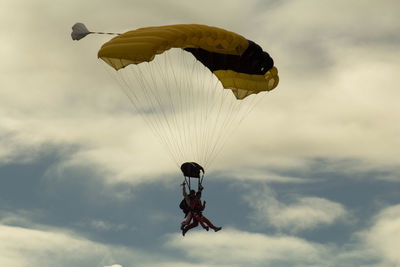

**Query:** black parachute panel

left=181, top=162, right=204, bottom=190
left=181, top=162, right=204, bottom=178
left=184, top=40, right=274, bottom=75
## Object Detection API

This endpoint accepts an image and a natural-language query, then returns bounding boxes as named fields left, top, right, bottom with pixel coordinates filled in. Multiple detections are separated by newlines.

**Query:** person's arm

left=201, top=200, right=206, bottom=211
left=199, top=184, right=204, bottom=192
left=181, top=182, right=187, bottom=197
left=181, top=182, right=191, bottom=205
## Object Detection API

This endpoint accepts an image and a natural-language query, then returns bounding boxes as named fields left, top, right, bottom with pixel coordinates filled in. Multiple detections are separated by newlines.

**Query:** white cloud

left=0, top=221, right=184, bottom=267
left=165, top=228, right=329, bottom=266
left=213, top=167, right=313, bottom=183
left=0, top=223, right=129, bottom=267
left=359, top=204, right=400, bottom=266
left=244, top=186, right=349, bottom=232
left=165, top=221, right=400, bottom=267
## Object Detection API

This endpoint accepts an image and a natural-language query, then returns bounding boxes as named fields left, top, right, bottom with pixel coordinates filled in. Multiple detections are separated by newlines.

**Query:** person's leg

left=181, top=211, right=192, bottom=230
left=182, top=220, right=198, bottom=236
left=193, top=213, right=209, bottom=231
left=200, top=216, right=222, bottom=232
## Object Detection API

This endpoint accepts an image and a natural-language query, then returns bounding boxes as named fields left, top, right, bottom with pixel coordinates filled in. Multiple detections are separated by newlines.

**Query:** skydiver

left=180, top=182, right=209, bottom=231
left=181, top=185, right=222, bottom=236
left=180, top=182, right=196, bottom=229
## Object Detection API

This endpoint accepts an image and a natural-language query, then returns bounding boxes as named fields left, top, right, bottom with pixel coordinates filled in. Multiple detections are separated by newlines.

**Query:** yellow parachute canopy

left=98, top=24, right=278, bottom=99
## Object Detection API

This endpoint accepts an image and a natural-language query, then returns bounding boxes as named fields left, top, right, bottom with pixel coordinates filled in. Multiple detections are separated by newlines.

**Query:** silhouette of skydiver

left=180, top=183, right=221, bottom=236
left=180, top=182, right=196, bottom=229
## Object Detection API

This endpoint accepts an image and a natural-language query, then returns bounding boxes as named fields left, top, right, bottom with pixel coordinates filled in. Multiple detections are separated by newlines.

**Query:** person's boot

left=182, top=227, right=188, bottom=236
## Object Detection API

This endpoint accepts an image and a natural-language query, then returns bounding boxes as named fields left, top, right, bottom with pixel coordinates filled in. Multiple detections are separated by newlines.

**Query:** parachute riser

left=184, top=176, right=203, bottom=191
left=180, top=162, right=205, bottom=191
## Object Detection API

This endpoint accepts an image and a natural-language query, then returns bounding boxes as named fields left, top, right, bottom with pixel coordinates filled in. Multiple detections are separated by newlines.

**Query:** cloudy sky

left=1, top=0, right=400, bottom=266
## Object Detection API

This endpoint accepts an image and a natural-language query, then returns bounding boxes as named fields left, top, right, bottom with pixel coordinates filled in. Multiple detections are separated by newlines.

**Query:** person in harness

left=180, top=182, right=210, bottom=230
left=179, top=162, right=222, bottom=236
left=180, top=182, right=196, bottom=229
left=181, top=183, right=222, bottom=236
left=179, top=162, right=203, bottom=230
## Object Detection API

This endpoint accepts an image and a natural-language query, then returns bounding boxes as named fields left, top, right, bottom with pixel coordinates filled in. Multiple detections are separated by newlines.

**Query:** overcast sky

left=1, top=1, right=400, bottom=266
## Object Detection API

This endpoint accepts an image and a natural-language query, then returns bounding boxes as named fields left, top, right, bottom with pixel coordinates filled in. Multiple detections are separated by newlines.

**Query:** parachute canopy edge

left=97, top=24, right=249, bottom=69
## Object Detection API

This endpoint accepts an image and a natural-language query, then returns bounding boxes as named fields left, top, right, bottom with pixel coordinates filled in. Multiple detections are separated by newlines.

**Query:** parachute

left=98, top=24, right=279, bottom=170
